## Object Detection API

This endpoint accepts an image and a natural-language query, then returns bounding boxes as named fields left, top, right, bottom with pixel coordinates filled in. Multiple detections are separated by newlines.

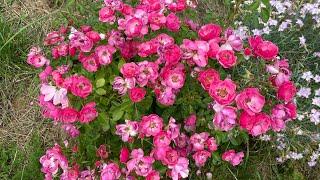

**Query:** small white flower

left=301, top=71, right=314, bottom=81
left=206, top=172, right=213, bottom=180
left=268, top=19, right=278, bottom=26
left=297, top=114, right=305, bottom=121
left=296, top=19, right=304, bottom=27
left=313, top=52, right=320, bottom=58
left=259, top=134, right=271, bottom=141
left=308, top=161, right=317, bottom=167
left=315, top=89, right=320, bottom=96
left=310, top=109, right=320, bottom=125
left=299, top=35, right=306, bottom=46
left=314, top=75, right=320, bottom=83
left=312, top=97, right=320, bottom=107
left=297, top=87, right=312, bottom=98
left=252, top=29, right=263, bottom=36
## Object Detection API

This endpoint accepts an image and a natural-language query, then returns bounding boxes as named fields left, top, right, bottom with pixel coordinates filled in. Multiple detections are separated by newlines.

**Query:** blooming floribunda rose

left=205, top=137, right=218, bottom=152
left=239, top=111, right=271, bottom=136
left=27, top=46, right=49, bottom=68
left=39, top=95, right=60, bottom=121
left=120, top=62, right=139, bottom=78
left=86, top=31, right=101, bottom=43
left=40, top=145, right=68, bottom=176
left=62, top=124, right=80, bottom=138
left=59, top=107, right=78, bottom=123
left=190, top=132, right=209, bottom=151
left=207, top=40, right=220, bottom=59
left=166, top=117, right=180, bottom=139
left=96, top=145, right=108, bottom=159
left=266, top=59, right=292, bottom=87
left=81, top=55, right=99, bottom=72
left=52, top=43, right=69, bottom=59
left=198, top=24, right=222, bottom=41
left=162, top=148, right=179, bottom=166
left=154, top=85, right=176, bottom=106
left=236, top=88, right=265, bottom=115
left=60, top=166, right=80, bottom=180
left=116, top=120, right=139, bottom=142
left=124, top=17, right=148, bottom=38
left=166, top=13, right=181, bottom=32
left=129, top=87, right=147, bottom=102
left=44, top=31, right=64, bottom=46
left=95, top=45, right=117, bottom=65
left=197, top=68, right=220, bottom=91
left=192, top=150, right=211, bottom=167
left=155, top=33, right=175, bottom=47
left=108, top=30, right=125, bottom=48
left=69, top=31, right=93, bottom=52
left=120, top=147, right=130, bottom=163
left=163, top=69, right=186, bottom=89
left=64, top=75, right=93, bottom=98
left=139, top=114, right=163, bottom=137
left=127, top=149, right=154, bottom=177
left=39, top=66, right=53, bottom=83
left=174, top=133, right=188, bottom=148
left=99, top=7, right=115, bottom=23
left=222, top=150, right=244, bottom=166
left=277, top=81, right=297, bottom=102
left=101, top=163, right=121, bottom=180
left=112, top=76, right=136, bottom=95
left=136, top=61, right=159, bottom=86
left=40, top=84, right=68, bottom=108
left=180, top=39, right=209, bottom=67
left=167, top=157, right=189, bottom=180
left=271, top=102, right=297, bottom=131
left=184, top=114, right=197, bottom=132
left=224, top=28, right=243, bottom=51
left=213, top=106, right=237, bottom=131
left=216, top=50, right=237, bottom=68
left=148, top=12, right=166, bottom=31
left=209, top=79, right=237, bottom=105
left=255, top=41, right=279, bottom=60
left=163, top=44, right=182, bottom=65
left=248, top=36, right=263, bottom=50
left=119, top=41, right=139, bottom=59
left=146, top=170, right=160, bottom=180
left=137, top=40, right=159, bottom=57
left=79, top=102, right=98, bottom=123
left=153, top=131, right=171, bottom=147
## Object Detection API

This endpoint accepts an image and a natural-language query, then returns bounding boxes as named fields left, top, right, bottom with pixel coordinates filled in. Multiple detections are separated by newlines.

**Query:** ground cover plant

left=0, top=0, right=320, bottom=179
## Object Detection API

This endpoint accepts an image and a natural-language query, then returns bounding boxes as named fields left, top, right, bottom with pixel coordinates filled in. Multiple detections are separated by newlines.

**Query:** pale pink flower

left=95, top=45, right=117, bottom=65
left=112, top=76, right=136, bottom=95
left=213, top=106, right=237, bottom=131
left=62, top=124, right=80, bottom=138
left=222, top=150, right=244, bottom=166
left=116, top=120, right=139, bottom=142
left=166, top=117, right=180, bottom=139
left=139, top=114, right=163, bottom=137
left=40, top=145, right=68, bottom=175
left=192, top=150, right=211, bottom=167
left=168, top=157, right=189, bottom=180
left=190, top=132, right=209, bottom=151
left=180, top=39, right=209, bottom=67
left=27, top=46, right=49, bottom=68
left=101, top=163, right=121, bottom=180
left=40, top=84, right=68, bottom=108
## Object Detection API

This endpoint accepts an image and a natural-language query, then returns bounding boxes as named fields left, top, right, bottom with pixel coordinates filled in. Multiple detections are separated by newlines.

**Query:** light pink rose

left=222, top=150, right=244, bottom=166
left=95, top=45, right=116, bottom=65
left=101, top=163, right=121, bottom=180
left=27, top=46, right=49, bottom=68
left=213, top=106, right=237, bottom=131
left=139, top=114, right=163, bottom=137
left=116, top=120, right=139, bottom=142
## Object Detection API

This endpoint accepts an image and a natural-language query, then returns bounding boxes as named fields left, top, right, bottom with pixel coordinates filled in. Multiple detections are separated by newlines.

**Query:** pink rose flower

left=59, top=107, right=78, bottom=123
left=116, top=120, right=139, bottom=142
left=124, top=17, right=148, bottom=38
left=163, top=69, right=186, bottom=89
left=239, top=111, right=271, bottom=136
left=79, top=102, right=98, bottom=123
left=81, top=55, right=99, bottom=72
left=216, top=50, right=237, bottom=68
left=153, top=131, right=171, bottom=147
left=52, top=43, right=69, bottom=59
left=44, top=31, right=64, bottom=46
left=205, top=137, right=218, bottom=152
left=27, top=46, right=49, bottom=68
left=198, top=24, right=222, bottom=41
left=222, top=150, right=244, bottom=166
left=209, top=79, right=237, bottom=105
left=40, top=145, right=68, bottom=175
left=95, top=45, right=117, bottom=65
left=139, top=114, right=163, bottom=137
left=62, top=124, right=80, bottom=138
left=148, top=12, right=166, bottom=31
left=213, top=106, right=237, bottom=131
left=180, top=39, right=209, bottom=67
left=236, top=88, right=265, bottom=115
left=136, top=61, right=159, bottom=86
left=207, top=40, right=220, bottom=59
left=120, top=62, right=139, bottom=78
left=162, top=148, right=179, bottom=166
left=197, top=68, right=220, bottom=91
left=277, top=81, right=296, bottom=102
left=168, top=157, right=189, bottom=180
left=86, top=31, right=101, bottom=43
left=101, top=163, right=121, bottom=180
left=65, top=75, right=93, bottom=98
left=120, top=147, right=130, bottom=163
left=96, top=145, right=108, bottom=159
left=146, top=170, right=160, bottom=180
left=163, top=44, right=182, bottom=66
left=184, top=114, right=197, bottom=132
left=129, top=87, right=146, bottom=102
left=112, top=77, right=136, bottom=95
left=99, top=7, right=115, bottom=23
left=192, top=150, right=211, bottom=167
left=70, top=31, right=93, bottom=52
left=190, top=132, right=209, bottom=151
left=255, top=41, right=279, bottom=60
left=166, top=13, right=181, bottom=32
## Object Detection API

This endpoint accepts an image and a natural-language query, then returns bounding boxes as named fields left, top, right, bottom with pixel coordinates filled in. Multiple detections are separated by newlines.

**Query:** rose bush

left=26, top=0, right=302, bottom=179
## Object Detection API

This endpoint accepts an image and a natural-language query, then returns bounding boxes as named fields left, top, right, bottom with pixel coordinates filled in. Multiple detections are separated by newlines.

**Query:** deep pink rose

left=197, top=68, right=220, bottom=91
left=129, top=87, right=146, bottom=103
left=277, top=81, right=296, bottom=102
left=239, top=111, right=271, bottom=136
left=209, top=79, right=237, bottom=105
left=166, top=13, right=181, bottom=32
left=163, top=44, right=182, bottom=65
left=120, top=62, right=139, bottom=78
left=66, top=75, right=93, bottom=98
left=255, top=41, right=279, bottom=60
left=60, top=107, right=78, bottom=123
left=198, top=24, right=222, bottom=41
left=96, top=145, right=108, bottom=159
left=79, top=102, right=98, bottom=123
left=120, top=147, right=130, bottom=163
left=101, top=163, right=121, bottom=180
left=216, top=50, right=237, bottom=68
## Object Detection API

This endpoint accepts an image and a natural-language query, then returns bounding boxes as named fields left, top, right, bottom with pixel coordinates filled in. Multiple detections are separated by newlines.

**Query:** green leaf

left=261, top=7, right=270, bottom=23
left=261, top=0, right=270, bottom=7
left=249, top=0, right=260, bottom=11
left=96, top=78, right=106, bottom=88
left=211, top=151, right=221, bottom=165
left=112, top=109, right=124, bottom=122
left=96, top=88, right=106, bottom=95
left=118, top=57, right=126, bottom=70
